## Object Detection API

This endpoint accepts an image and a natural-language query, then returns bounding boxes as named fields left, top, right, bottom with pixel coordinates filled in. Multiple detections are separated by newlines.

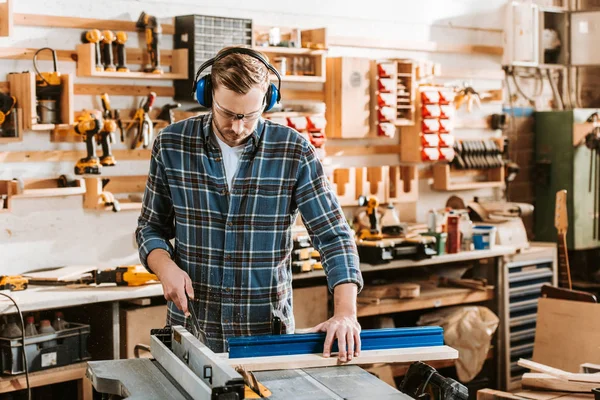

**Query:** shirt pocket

left=250, top=187, right=293, bottom=230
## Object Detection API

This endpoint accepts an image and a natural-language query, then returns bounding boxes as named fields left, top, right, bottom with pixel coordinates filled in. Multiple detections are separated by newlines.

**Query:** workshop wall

left=0, top=0, right=508, bottom=275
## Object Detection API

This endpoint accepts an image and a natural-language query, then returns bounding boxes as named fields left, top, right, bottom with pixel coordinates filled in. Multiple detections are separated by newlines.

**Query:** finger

left=322, top=327, right=336, bottom=358
left=337, top=328, right=347, bottom=362
left=184, top=276, right=194, bottom=300
left=307, top=322, right=324, bottom=333
left=355, top=329, right=362, bottom=357
left=347, top=330, right=354, bottom=361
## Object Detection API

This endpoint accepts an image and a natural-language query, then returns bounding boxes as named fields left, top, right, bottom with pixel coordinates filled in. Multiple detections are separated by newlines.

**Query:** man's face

left=212, top=86, right=265, bottom=146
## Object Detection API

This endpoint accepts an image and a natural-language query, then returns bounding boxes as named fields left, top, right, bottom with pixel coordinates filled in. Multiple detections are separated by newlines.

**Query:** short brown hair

left=211, top=47, right=269, bottom=95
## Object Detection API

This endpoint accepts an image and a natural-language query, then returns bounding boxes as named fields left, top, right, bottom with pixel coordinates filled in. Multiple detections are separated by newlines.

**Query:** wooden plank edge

left=328, top=35, right=503, bottom=56
left=14, top=13, right=174, bottom=35
left=220, top=345, right=458, bottom=372
left=0, top=362, right=87, bottom=392
left=0, top=149, right=152, bottom=163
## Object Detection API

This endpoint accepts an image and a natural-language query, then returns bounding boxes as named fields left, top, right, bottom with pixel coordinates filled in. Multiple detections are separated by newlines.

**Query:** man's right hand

left=147, top=249, right=194, bottom=316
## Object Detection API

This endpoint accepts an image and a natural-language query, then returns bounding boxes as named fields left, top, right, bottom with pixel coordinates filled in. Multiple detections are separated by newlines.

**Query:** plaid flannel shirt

left=136, top=114, right=363, bottom=352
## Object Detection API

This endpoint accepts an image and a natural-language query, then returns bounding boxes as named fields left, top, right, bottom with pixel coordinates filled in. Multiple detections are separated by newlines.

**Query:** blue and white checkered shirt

left=136, top=114, right=363, bottom=352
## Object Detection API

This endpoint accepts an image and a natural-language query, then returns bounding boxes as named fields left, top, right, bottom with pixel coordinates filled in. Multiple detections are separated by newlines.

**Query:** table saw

left=86, top=326, right=458, bottom=399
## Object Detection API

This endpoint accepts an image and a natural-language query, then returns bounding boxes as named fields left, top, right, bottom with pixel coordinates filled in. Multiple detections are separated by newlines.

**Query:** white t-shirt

left=214, top=134, right=245, bottom=189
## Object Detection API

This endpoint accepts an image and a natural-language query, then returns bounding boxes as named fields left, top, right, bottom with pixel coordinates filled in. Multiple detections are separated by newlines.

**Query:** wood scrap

left=522, top=373, right=598, bottom=393
left=476, top=389, right=527, bottom=400
left=518, top=359, right=600, bottom=384
left=580, top=363, right=600, bottom=374
left=358, top=282, right=421, bottom=303
left=23, top=265, right=96, bottom=282
left=514, top=391, right=595, bottom=400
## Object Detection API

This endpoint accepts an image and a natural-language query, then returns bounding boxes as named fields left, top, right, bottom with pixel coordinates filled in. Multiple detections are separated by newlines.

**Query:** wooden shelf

left=0, top=149, right=152, bottom=163
left=255, top=46, right=327, bottom=55
left=76, top=44, right=188, bottom=80
left=431, top=163, right=505, bottom=191
left=0, top=362, right=90, bottom=394
left=272, top=74, right=326, bottom=83
left=357, top=285, right=494, bottom=317
left=14, top=13, right=175, bottom=35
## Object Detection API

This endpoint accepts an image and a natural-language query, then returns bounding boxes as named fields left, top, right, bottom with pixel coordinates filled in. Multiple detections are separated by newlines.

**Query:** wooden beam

left=522, top=373, right=598, bottom=393
left=220, top=345, right=458, bottom=372
left=14, top=14, right=175, bottom=35
left=328, top=36, right=503, bottom=56
left=0, top=149, right=151, bottom=163
left=517, top=359, right=600, bottom=384
left=74, top=83, right=174, bottom=97
left=281, top=88, right=325, bottom=102
left=0, top=48, right=174, bottom=66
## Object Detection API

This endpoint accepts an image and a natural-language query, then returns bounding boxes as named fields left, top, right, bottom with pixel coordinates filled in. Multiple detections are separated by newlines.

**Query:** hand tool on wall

left=114, top=109, right=125, bottom=142
left=33, top=47, right=62, bottom=124
left=98, top=93, right=117, bottom=167
left=94, top=265, right=158, bottom=286
left=114, top=31, right=129, bottom=72
left=157, top=103, right=181, bottom=125
left=0, top=93, right=17, bottom=137
left=101, top=30, right=117, bottom=72
left=554, top=190, right=572, bottom=290
left=136, top=12, right=163, bottom=74
left=0, top=276, right=29, bottom=291
left=400, top=361, right=468, bottom=400
left=81, top=29, right=104, bottom=72
left=454, top=85, right=481, bottom=113
left=126, top=92, right=156, bottom=149
left=74, top=112, right=102, bottom=175
left=584, top=114, right=600, bottom=239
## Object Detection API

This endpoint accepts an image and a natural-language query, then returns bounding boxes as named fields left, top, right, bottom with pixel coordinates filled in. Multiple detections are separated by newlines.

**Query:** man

left=136, top=47, right=363, bottom=362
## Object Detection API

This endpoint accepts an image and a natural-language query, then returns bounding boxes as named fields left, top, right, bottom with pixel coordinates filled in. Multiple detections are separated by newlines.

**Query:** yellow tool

left=74, top=112, right=103, bottom=175
left=357, top=195, right=384, bottom=241
left=0, top=93, right=17, bottom=134
left=101, top=30, right=117, bottom=72
left=98, top=93, right=117, bottom=167
left=0, top=276, right=29, bottom=291
left=33, top=47, right=62, bottom=124
left=136, top=12, right=163, bottom=74
left=81, top=29, right=104, bottom=72
left=94, top=265, right=158, bottom=286
left=235, top=366, right=272, bottom=398
left=126, top=92, right=155, bottom=149
left=115, top=31, right=129, bottom=72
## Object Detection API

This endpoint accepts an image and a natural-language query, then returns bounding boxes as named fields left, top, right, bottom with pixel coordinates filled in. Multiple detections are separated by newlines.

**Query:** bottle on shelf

left=1, top=315, right=23, bottom=338
left=24, top=316, right=38, bottom=337
left=459, top=212, right=474, bottom=252
left=381, top=204, right=402, bottom=236
left=52, top=311, right=68, bottom=331
left=39, top=320, right=58, bottom=348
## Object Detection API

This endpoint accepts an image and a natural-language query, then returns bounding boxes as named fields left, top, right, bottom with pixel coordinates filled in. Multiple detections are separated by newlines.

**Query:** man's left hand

left=309, top=314, right=361, bottom=362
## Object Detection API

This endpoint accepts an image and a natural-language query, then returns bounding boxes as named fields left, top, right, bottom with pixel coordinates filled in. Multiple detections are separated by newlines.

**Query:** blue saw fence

left=227, top=326, right=444, bottom=359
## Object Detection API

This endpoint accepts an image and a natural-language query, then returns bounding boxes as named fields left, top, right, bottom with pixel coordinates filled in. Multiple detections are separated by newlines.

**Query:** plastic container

left=0, top=322, right=90, bottom=375
left=24, top=316, right=38, bottom=337
left=472, top=225, right=498, bottom=250
left=0, top=316, right=22, bottom=339
left=52, top=312, right=68, bottom=331
left=39, top=320, right=57, bottom=349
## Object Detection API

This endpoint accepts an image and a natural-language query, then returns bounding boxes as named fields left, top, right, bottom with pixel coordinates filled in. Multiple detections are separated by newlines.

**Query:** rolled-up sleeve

left=135, top=134, right=175, bottom=271
left=294, top=142, right=363, bottom=293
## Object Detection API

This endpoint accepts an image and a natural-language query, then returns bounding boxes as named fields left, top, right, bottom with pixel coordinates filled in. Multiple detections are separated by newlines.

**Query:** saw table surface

left=87, top=359, right=411, bottom=400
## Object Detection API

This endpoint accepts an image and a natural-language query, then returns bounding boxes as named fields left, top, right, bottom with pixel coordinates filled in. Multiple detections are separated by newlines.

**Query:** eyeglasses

left=213, top=98, right=264, bottom=122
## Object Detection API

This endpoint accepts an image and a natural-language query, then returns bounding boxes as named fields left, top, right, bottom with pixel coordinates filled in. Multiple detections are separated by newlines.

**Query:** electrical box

left=503, top=1, right=540, bottom=66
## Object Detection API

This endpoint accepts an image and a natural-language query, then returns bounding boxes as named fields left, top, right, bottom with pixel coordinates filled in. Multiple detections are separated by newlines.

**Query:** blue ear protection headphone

left=192, top=47, right=282, bottom=112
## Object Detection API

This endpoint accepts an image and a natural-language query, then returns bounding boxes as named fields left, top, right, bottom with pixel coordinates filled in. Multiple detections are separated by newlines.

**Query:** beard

left=213, top=116, right=254, bottom=145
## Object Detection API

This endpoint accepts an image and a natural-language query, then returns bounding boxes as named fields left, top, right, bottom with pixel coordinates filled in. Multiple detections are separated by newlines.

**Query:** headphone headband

left=193, top=47, right=281, bottom=103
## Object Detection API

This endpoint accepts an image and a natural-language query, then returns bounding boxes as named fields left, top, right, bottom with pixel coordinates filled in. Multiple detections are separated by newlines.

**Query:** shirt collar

left=202, top=113, right=265, bottom=149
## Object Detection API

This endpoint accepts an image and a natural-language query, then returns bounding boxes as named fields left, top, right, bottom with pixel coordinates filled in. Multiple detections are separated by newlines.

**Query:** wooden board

left=74, top=84, right=175, bottom=97
left=533, top=298, right=600, bottom=373
left=325, top=57, right=371, bottom=138
left=0, top=149, right=151, bottom=163
left=219, top=345, right=458, bottom=372
left=522, top=373, right=598, bottom=393
left=120, top=305, right=167, bottom=359
left=518, top=359, right=600, bottom=384
left=515, top=391, right=595, bottom=400
left=0, top=362, right=89, bottom=394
